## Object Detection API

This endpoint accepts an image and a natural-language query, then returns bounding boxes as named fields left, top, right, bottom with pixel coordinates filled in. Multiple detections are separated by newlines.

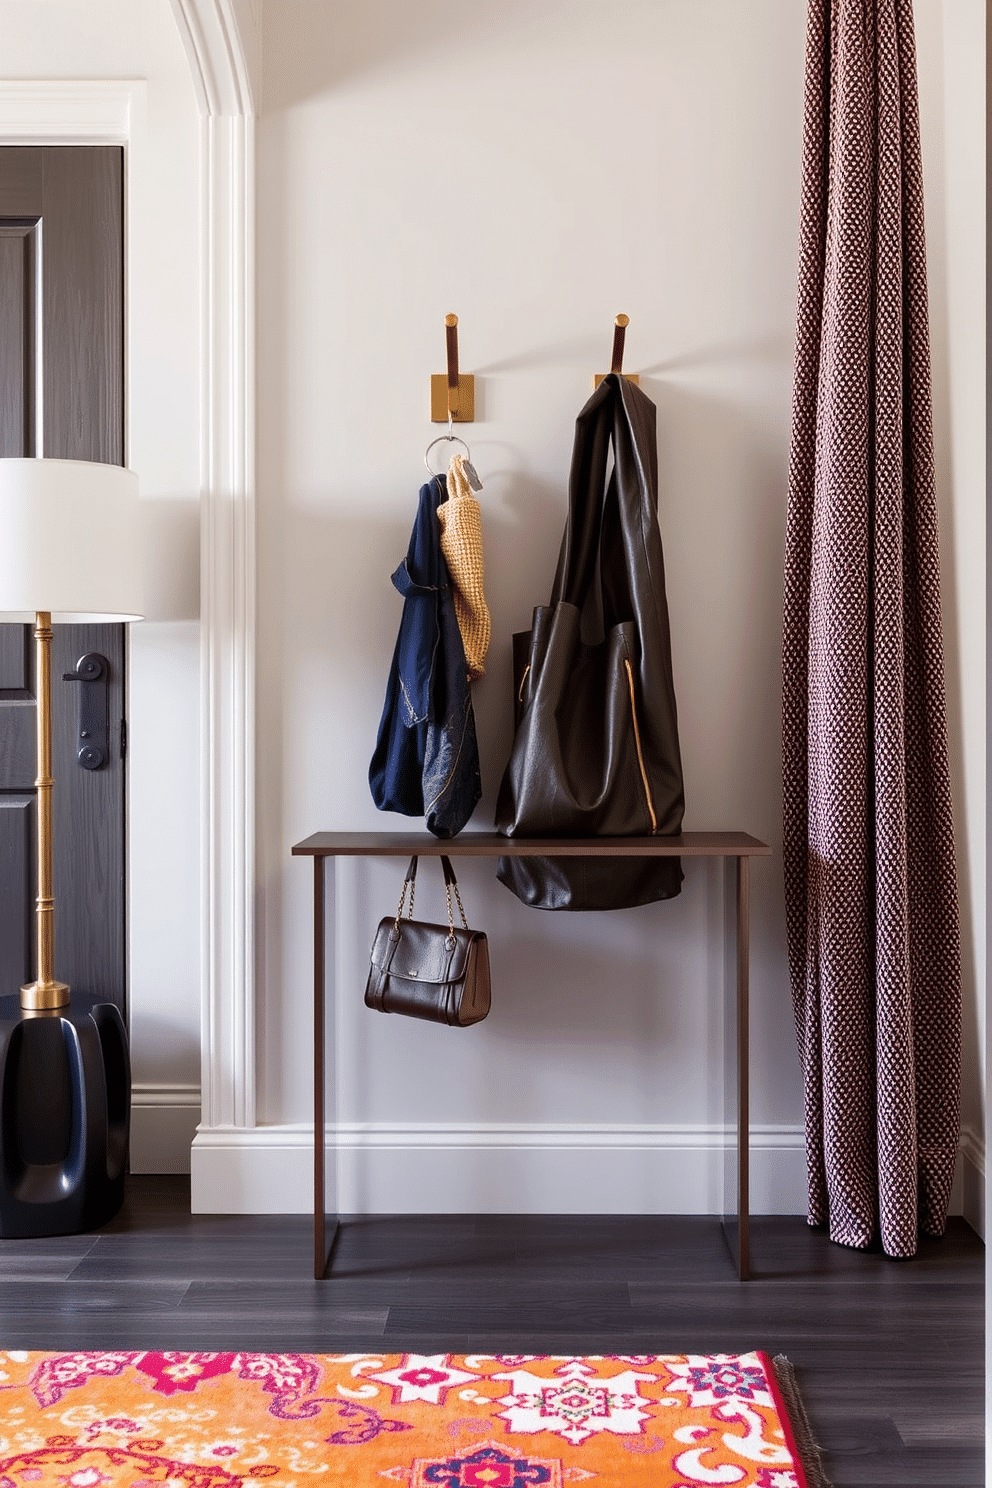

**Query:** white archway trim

left=168, top=0, right=257, bottom=1140
left=168, top=0, right=253, bottom=117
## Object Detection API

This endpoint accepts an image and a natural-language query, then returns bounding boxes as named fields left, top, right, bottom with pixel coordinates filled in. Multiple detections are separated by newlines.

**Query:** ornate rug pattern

left=0, top=1351, right=818, bottom=1487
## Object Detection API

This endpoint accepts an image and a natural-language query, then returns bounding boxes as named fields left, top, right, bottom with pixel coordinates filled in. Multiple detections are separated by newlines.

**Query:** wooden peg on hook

left=594, top=313, right=640, bottom=388
left=431, top=313, right=476, bottom=422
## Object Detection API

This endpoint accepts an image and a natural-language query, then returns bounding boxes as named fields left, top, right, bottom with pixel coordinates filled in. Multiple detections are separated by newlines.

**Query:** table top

left=292, top=830, right=771, bottom=859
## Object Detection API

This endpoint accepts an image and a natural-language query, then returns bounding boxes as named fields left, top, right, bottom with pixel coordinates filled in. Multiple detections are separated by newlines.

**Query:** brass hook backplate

left=593, top=372, right=641, bottom=388
left=430, top=372, right=475, bottom=421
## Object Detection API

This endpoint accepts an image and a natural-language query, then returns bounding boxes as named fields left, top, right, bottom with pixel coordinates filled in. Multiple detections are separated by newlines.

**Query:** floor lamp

left=0, top=458, right=142, bottom=1237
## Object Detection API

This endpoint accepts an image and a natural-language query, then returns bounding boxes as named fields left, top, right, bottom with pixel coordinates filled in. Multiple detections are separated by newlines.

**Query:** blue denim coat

left=369, top=477, right=482, bottom=838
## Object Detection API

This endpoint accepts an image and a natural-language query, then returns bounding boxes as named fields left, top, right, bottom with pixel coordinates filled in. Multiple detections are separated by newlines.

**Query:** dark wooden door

left=0, top=147, right=127, bottom=1016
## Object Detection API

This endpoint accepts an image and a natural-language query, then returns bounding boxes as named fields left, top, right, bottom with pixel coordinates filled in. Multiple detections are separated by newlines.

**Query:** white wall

left=916, top=0, right=987, bottom=1225
left=231, top=0, right=985, bottom=1218
left=937, top=0, right=992, bottom=1446
left=0, top=0, right=981, bottom=1217
left=0, top=0, right=203, bottom=1170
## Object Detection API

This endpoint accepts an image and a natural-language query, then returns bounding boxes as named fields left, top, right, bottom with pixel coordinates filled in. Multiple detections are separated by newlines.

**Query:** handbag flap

left=370, top=919, right=476, bottom=984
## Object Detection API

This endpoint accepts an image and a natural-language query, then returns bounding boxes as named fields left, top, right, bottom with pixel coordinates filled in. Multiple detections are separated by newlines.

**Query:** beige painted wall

left=252, top=0, right=984, bottom=1214
left=0, top=0, right=981, bottom=1211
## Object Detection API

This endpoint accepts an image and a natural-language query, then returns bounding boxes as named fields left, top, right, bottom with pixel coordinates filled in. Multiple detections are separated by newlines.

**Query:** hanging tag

left=462, top=460, right=483, bottom=492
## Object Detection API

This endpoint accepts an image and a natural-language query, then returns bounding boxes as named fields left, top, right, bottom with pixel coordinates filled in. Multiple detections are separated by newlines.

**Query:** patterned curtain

left=782, top=0, right=961, bottom=1259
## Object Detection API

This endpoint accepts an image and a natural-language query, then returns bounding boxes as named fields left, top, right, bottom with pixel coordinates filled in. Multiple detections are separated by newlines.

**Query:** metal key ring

left=424, top=433, right=471, bottom=476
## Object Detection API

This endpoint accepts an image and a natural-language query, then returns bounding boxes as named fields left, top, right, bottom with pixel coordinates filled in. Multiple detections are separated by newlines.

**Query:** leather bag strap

left=394, top=855, right=469, bottom=935
left=440, top=855, right=469, bottom=932
left=549, top=373, right=655, bottom=620
left=394, top=855, right=419, bottom=927
left=550, top=379, right=617, bottom=609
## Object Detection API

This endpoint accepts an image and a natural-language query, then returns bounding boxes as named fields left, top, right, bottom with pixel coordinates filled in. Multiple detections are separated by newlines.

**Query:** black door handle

left=62, top=653, right=110, bottom=770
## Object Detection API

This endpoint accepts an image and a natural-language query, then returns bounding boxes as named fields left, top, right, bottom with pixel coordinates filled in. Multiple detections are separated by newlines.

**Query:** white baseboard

left=190, top=1122, right=810, bottom=1215
left=130, top=1085, right=201, bottom=1174
left=189, top=1121, right=988, bottom=1221
left=957, top=1124, right=986, bottom=1239
left=153, top=1111, right=988, bottom=1229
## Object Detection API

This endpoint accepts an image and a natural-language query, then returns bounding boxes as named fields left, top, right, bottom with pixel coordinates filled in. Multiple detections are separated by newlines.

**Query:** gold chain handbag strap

left=393, top=855, right=468, bottom=939
left=440, top=855, right=469, bottom=935
left=393, top=855, right=419, bottom=934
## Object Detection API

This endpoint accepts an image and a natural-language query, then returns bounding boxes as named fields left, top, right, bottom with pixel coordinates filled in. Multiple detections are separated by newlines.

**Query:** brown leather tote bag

left=494, top=373, right=685, bottom=909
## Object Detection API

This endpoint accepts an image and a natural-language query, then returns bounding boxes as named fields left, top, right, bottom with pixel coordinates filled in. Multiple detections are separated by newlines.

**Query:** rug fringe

left=771, top=1354, right=833, bottom=1488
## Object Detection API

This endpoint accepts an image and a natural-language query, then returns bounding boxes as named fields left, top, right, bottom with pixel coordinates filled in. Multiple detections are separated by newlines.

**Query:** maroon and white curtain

left=782, top=0, right=961, bottom=1258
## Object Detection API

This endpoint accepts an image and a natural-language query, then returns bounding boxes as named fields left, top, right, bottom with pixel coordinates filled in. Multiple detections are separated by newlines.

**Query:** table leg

left=313, top=856, right=325, bottom=1277
left=313, top=856, right=339, bottom=1279
left=723, top=855, right=751, bottom=1280
left=721, top=855, right=751, bottom=1279
left=737, top=853, right=751, bottom=1278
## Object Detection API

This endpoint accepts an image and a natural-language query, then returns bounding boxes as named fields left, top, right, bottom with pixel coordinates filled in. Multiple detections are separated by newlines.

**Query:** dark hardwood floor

left=0, top=1176, right=982, bottom=1487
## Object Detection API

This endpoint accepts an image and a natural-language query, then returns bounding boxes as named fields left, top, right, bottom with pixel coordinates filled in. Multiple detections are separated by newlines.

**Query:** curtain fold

left=782, top=0, right=961, bottom=1258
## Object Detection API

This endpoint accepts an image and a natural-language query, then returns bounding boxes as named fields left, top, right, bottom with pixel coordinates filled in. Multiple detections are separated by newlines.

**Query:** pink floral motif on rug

left=0, top=1350, right=814, bottom=1486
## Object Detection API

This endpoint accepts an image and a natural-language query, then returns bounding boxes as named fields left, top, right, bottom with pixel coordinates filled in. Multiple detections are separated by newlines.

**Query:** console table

left=292, top=830, right=771, bottom=1281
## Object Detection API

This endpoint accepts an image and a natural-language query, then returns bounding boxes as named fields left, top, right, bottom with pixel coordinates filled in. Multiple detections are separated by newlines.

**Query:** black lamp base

left=0, top=992, right=130, bottom=1237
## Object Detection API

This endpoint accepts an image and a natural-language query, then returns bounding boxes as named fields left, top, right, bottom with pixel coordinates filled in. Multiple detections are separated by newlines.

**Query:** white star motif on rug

left=492, top=1360, right=655, bottom=1446
left=367, top=1353, right=480, bottom=1405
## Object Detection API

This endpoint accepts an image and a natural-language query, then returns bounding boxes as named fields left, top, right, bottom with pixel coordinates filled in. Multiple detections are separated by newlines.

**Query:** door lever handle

left=61, top=653, right=110, bottom=770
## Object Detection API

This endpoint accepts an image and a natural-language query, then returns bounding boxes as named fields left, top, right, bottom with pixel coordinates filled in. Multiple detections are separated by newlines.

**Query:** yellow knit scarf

left=438, top=453, right=491, bottom=681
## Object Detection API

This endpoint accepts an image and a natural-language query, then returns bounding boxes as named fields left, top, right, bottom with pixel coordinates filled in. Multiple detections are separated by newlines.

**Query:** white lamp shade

left=0, top=458, right=143, bottom=622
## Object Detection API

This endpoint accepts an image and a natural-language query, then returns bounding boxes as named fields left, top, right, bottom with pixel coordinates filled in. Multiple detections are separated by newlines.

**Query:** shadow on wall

left=139, top=498, right=199, bottom=623
left=270, top=366, right=791, bottom=842
left=128, top=1010, right=200, bottom=1088
left=644, top=373, right=788, bottom=837
left=259, top=360, right=802, bottom=1128
left=908, top=6, right=979, bottom=1144
left=340, top=850, right=731, bottom=1130
left=261, top=0, right=536, bottom=111
left=282, top=466, right=569, bottom=814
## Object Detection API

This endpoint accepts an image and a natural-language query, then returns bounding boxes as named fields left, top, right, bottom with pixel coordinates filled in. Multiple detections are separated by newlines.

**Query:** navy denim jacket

left=369, top=477, right=482, bottom=838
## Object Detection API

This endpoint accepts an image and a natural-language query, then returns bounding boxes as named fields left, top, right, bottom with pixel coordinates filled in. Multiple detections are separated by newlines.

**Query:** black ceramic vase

left=0, top=991, right=129, bottom=1237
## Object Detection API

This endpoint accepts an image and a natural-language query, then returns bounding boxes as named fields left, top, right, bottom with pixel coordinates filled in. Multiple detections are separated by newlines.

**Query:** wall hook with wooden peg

left=594, top=313, right=640, bottom=388
left=431, top=313, right=475, bottom=422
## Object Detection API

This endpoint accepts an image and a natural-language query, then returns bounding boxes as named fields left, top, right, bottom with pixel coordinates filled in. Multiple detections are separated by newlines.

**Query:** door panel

left=0, top=225, right=37, bottom=455
left=41, top=149, right=123, bottom=466
left=0, top=795, right=33, bottom=987
left=0, top=700, right=34, bottom=787
left=0, top=147, right=41, bottom=213
left=0, top=146, right=126, bottom=1015
left=51, top=623, right=125, bottom=1003
left=0, top=626, right=30, bottom=693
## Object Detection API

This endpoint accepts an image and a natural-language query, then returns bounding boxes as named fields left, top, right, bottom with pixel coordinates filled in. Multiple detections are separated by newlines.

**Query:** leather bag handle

left=394, top=854, right=468, bottom=936
left=549, top=374, right=656, bottom=624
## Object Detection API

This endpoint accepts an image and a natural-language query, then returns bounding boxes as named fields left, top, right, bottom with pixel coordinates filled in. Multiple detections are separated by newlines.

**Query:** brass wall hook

left=431, top=313, right=475, bottom=422
left=595, top=313, right=640, bottom=388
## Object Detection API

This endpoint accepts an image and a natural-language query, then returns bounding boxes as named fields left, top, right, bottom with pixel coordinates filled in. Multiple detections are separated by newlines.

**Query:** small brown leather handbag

left=365, top=856, right=491, bottom=1026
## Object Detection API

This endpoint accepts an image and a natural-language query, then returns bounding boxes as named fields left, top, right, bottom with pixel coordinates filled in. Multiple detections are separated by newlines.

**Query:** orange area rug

left=0, top=1351, right=823, bottom=1487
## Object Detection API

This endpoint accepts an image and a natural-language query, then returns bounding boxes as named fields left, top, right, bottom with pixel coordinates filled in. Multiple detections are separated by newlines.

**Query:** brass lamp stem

left=21, top=610, right=69, bottom=1011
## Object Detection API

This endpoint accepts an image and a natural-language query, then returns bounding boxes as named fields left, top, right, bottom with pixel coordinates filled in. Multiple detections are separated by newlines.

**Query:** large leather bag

left=494, top=373, right=685, bottom=910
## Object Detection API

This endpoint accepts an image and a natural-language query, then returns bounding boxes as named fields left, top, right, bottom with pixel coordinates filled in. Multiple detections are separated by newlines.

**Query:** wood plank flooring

left=0, top=1177, right=983, bottom=1487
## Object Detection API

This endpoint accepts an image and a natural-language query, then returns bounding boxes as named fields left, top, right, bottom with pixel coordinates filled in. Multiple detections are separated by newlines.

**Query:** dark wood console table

left=292, top=830, right=771, bottom=1281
